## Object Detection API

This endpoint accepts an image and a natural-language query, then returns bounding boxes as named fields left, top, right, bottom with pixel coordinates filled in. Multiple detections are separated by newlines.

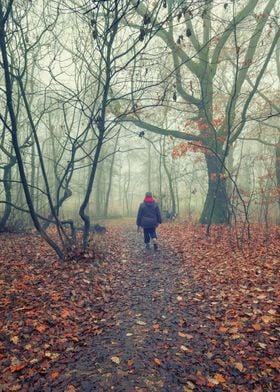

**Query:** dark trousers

left=143, top=227, right=157, bottom=243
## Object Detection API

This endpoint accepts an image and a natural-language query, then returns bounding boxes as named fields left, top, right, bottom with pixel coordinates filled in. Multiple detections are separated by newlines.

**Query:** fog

left=0, top=0, right=279, bottom=257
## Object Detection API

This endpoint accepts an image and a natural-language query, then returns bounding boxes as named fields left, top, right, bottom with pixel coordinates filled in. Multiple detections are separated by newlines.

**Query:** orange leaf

left=50, top=371, right=60, bottom=379
left=127, top=359, right=134, bottom=367
left=219, top=326, right=228, bottom=333
left=35, top=324, right=47, bottom=333
left=64, top=386, right=76, bottom=392
left=252, top=323, right=261, bottom=331
left=261, top=315, right=274, bottom=324
left=214, top=373, right=226, bottom=384
left=10, top=362, right=26, bottom=373
left=61, top=308, right=71, bottom=318
left=154, top=358, right=161, bottom=366
left=153, top=324, right=160, bottom=330
left=265, top=359, right=280, bottom=370
left=234, top=362, right=244, bottom=372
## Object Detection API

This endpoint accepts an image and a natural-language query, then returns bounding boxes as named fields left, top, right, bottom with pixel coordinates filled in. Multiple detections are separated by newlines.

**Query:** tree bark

left=200, top=154, right=229, bottom=224
left=79, top=134, right=104, bottom=247
left=104, top=132, right=120, bottom=218
left=0, top=157, right=16, bottom=230
left=0, top=5, right=64, bottom=259
left=162, top=138, right=176, bottom=216
left=276, top=135, right=280, bottom=222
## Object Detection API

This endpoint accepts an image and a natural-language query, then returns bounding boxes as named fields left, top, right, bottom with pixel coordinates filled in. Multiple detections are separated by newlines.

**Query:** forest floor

left=0, top=222, right=279, bottom=392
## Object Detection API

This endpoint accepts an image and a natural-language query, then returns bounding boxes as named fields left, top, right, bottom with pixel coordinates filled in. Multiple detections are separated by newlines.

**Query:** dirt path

left=1, top=224, right=278, bottom=391
left=57, top=226, right=204, bottom=392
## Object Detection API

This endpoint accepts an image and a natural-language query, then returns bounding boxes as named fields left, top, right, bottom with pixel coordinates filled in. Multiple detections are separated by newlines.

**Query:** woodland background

left=0, top=2, right=280, bottom=390
left=0, top=0, right=279, bottom=258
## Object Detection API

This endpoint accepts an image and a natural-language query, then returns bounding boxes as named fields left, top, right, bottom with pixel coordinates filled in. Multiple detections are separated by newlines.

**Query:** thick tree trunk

left=200, top=154, right=230, bottom=224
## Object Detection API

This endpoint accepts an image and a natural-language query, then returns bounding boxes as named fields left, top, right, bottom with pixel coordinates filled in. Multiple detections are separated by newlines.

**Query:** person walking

left=137, top=192, right=162, bottom=250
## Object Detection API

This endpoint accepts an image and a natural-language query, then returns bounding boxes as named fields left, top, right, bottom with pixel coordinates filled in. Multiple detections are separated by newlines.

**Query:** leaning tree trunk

left=79, top=133, right=104, bottom=247
left=200, top=154, right=230, bottom=224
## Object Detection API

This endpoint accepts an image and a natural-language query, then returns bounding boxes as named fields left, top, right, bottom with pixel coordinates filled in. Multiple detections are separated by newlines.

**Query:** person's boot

left=145, top=243, right=151, bottom=250
left=152, top=238, right=158, bottom=251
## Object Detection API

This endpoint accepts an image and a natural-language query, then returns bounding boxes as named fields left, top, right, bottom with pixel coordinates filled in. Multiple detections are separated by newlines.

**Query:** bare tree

left=120, top=0, right=279, bottom=225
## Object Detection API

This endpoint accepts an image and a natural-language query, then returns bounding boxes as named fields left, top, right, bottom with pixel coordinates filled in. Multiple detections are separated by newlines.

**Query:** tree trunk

left=200, top=154, right=230, bottom=224
left=147, top=141, right=151, bottom=191
left=162, top=139, right=176, bottom=216
left=0, top=157, right=16, bottom=230
left=124, top=158, right=131, bottom=216
left=79, top=134, right=104, bottom=247
left=158, top=139, right=163, bottom=209
left=276, top=135, right=280, bottom=223
left=0, top=8, right=64, bottom=259
left=104, top=131, right=119, bottom=218
left=94, top=163, right=103, bottom=217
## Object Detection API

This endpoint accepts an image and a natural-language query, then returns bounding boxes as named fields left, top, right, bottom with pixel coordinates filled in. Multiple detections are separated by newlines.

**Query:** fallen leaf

left=213, top=373, right=226, bottom=383
left=64, top=385, right=76, bottom=392
left=184, top=381, right=195, bottom=390
left=50, top=371, right=60, bottom=379
left=35, top=324, right=47, bottom=333
left=219, top=326, right=228, bottom=333
left=45, top=351, right=60, bottom=360
left=61, top=308, right=71, bottom=318
left=234, top=362, right=244, bottom=372
left=135, top=320, right=146, bottom=326
left=228, top=327, right=238, bottom=334
left=178, top=332, right=193, bottom=339
left=10, top=336, right=19, bottom=344
left=207, top=377, right=219, bottom=386
left=154, top=358, right=161, bottom=366
left=180, top=345, right=192, bottom=353
left=261, top=315, right=274, bottom=324
left=111, top=356, right=120, bottom=364
left=10, top=362, right=26, bottom=373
